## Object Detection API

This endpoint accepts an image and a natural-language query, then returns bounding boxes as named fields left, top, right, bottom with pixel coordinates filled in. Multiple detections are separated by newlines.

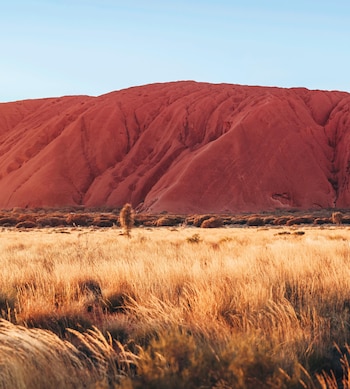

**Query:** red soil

left=0, top=81, right=350, bottom=213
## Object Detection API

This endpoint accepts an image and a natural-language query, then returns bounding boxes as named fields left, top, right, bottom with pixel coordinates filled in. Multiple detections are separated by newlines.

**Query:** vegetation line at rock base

left=0, top=207, right=348, bottom=229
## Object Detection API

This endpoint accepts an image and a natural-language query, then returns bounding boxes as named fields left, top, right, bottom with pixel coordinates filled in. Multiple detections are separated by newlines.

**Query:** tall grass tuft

left=0, top=319, right=96, bottom=388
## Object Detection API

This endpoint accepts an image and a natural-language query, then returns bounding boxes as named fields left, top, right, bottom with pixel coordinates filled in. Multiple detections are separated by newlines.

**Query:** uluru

left=1, top=81, right=350, bottom=213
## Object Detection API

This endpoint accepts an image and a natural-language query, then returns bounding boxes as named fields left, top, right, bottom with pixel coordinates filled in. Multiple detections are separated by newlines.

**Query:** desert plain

left=1, top=217, right=350, bottom=388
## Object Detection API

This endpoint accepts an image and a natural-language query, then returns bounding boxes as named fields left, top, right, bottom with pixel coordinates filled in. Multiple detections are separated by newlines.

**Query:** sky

left=1, top=0, right=350, bottom=102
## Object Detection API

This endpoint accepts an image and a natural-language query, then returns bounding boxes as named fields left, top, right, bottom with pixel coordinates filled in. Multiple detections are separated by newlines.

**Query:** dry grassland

left=1, top=225, right=350, bottom=388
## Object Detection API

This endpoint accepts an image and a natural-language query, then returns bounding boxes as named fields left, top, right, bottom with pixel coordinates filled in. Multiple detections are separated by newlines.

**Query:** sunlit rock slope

left=1, top=81, right=350, bottom=213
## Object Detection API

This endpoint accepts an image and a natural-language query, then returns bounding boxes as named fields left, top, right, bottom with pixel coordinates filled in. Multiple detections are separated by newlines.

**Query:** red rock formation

left=0, top=81, right=350, bottom=213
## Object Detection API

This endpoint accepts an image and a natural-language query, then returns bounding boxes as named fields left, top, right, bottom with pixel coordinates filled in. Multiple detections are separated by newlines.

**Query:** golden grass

left=1, top=225, right=350, bottom=387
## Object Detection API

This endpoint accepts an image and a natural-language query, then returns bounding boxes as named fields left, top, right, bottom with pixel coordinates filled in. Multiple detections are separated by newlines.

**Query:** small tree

left=119, top=203, right=134, bottom=237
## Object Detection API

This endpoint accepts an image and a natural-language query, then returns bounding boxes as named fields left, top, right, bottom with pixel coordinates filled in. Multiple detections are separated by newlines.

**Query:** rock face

left=1, top=81, right=350, bottom=213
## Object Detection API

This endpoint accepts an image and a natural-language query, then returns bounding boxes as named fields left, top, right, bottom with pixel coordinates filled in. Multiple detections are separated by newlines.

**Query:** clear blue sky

left=1, top=0, right=350, bottom=102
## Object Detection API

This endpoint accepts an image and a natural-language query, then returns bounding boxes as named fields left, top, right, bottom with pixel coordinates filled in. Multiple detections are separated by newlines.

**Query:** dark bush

left=229, top=217, right=247, bottom=225
left=221, top=217, right=234, bottom=225
left=0, top=291, right=16, bottom=321
left=0, top=217, right=18, bottom=226
left=183, top=216, right=195, bottom=226
left=15, top=221, right=37, bottom=229
left=24, top=312, right=93, bottom=338
left=104, top=292, right=134, bottom=314
left=94, top=218, right=114, bottom=227
left=332, top=211, right=343, bottom=225
left=193, top=215, right=212, bottom=227
left=263, top=216, right=276, bottom=225
left=286, top=216, right=314, bottom=226
left=200, top=217, right=223, bottom=228
left=246, top=217, right=265, bottom=226
left=104, top=280, right=136, bottom=314
left=17, top=213, right=36, bottom=222
left=77, top=279, right=103, bottom=300
left=274, top=216, right=293, bottom=225
left=66, top=214, right=94, bottom=226
left=37, top=216, right=66, bottom=227
left=314, top=217, right=331, bottom=225
left=341, top=216, right=350, bottom=224
left=134, top=214, right=157, bottom=226
left=108, top=215, right=119, bottom=224
left=186, top=233, right=201, bottom=243
left=156, top=216, right=184, bottom=227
